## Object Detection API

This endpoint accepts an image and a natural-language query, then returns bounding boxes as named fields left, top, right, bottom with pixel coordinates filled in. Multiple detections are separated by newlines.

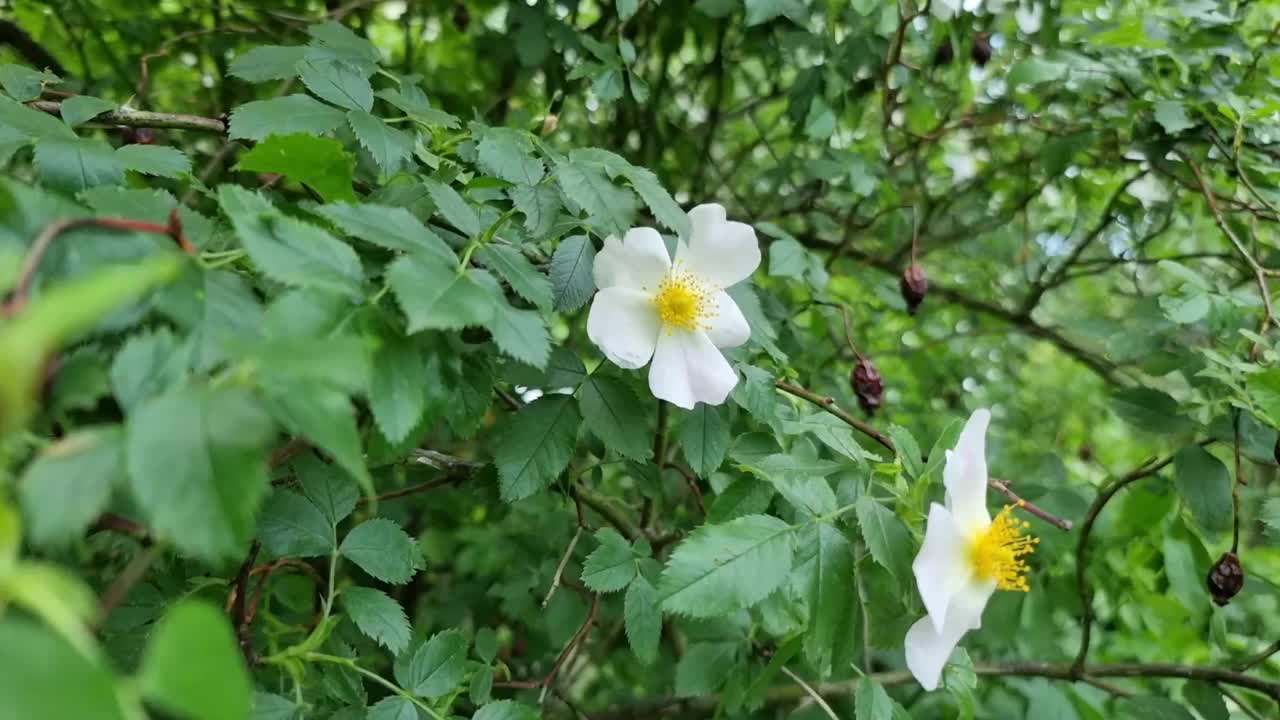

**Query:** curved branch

left=28, top=100, right=227, bottom=134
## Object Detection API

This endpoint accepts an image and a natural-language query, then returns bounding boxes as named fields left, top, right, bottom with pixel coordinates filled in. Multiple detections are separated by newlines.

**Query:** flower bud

left=900, top=263, right=928, bottom=315
left=971, top=33, right=993, bottom=67
left=1206, top=551, right=1244, bottom=606
left=541, top=114, right=559, bottom=136
left=851, top=356, right=884, bottom=415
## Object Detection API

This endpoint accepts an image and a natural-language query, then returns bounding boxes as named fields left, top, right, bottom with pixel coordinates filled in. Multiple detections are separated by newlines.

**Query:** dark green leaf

left=488, top=304, right=551, bottom=368
left=473, top=700, right=539, bottom=720
left=495, top=395, right=581, bottom=501
left=476, top=127, right=544, bottom=184
left=579, top=375, right=652, bottom=460
left=658, top=514, right=794, bottom=617
left=228, top=95, right=347, bottom=141
left=237, top=133, right=356, bottom=202
left=257, top=490, right=334, bottom=557
left=34, top=136, right=123, bottom=192
left=263, top=382, right=372, bottom=498
left=624, top=574, right=661, bottom=664
left=369, top=334, right=428, bottom=444
left=582, top=528, right=638, bottom=592
left=229, top=46, right=308, bottom=82
left=342, top=587, right=411, bottom=655
left=116, top=145, right=190, bottom=178
left=549, top=234, right=596, bottom=311
left=476, top=244, right=553, bottom=310
left=407, top=629, right=467, bottom=697
left=678, top=404, right=731, bottom=477
left=365, top=697, right=416, bottom=720
left=1173, top=445, right=1233, bottom=534
left=387, top=254, right=499, bottom=333
left=1111, top=388, right=1194, bottom=434
left=806, top=523, right=854, bottom=675
left=1116, top=697, right=1195, bottom=720
left=317, top=202, right=456, bottom=264
left=58, top=96, right=115, bottom=128
left=295, top=454, right=359, bottom=527
left=297, top=58, right=373, bottom=112
left=855, top=498, right=912, bottom=584
left=423, top=178, right=481, bottom=237
left=340, top=518, right=419, bottom=584
left=348, top=110, right=413, bottom=175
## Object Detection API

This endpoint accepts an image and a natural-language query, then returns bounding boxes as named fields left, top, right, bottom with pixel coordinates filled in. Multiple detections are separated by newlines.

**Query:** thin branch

left=990, top=479, right=1074, bottom=531
left=542, top=526, right=584, bottom=609
left=496, top=594, right=601, bottom=692
left=779, top=667, right=838, bottom=720
left=28, top=100, right=227, bottom=133
left=97, top=545, right=160, bottom=625
left=1235, top=639, right=1280, bottom=672
left=228, top=541, right=262, bottom=663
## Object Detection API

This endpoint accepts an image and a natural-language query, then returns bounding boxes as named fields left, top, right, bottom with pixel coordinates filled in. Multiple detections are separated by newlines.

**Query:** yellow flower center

left=968, top=504, right=1038, bottom=591
left=651, top=270, right=714, bottom=331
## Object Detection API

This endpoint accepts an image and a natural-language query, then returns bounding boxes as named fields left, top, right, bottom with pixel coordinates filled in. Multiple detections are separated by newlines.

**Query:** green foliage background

left=1, top=0, right=1279, bottom=718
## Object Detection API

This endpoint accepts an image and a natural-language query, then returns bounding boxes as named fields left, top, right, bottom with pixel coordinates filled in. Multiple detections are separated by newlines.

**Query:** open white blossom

left=586, top=204, right=760, bottom=409
left=905, top=408, right=1038, bottom=691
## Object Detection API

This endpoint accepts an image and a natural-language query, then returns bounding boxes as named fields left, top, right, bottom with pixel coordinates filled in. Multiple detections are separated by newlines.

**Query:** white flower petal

left=679, top=204, right=761, bottom=289
left=593, top=227, right=671, bottom=291
left=587, top=288, right=660, bottom=370
left=913, top=503, right=972, bottom=633
left=943, top=408, right=991, bottom=531
left=704, top=291, right=750, bottom=348
left=904, top=579, right=995, bottom=691
left=648, top=329, right=738, bottom=409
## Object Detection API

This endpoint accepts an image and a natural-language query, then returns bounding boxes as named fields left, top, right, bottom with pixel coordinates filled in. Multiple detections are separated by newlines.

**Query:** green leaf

left=370, top=334, right=428, bottom=444
left=582, top=528, right=638, bottom=592
left=126, top=386, right=274, bottom=560
left=257, top=490, right=334, bottom=557
left=340, top=518, right=419, bottom=584
left=555, top=157, right=635, bottom=235
left=807, top=523, right=854, bottom=675
left=624, top=574, right=661, bottom=664
left=1173, top=445, right=1233, bottom=534
left=549, top=234, right=597, bottom=311
left=109, top=327, right=184, bottom=411
left=488, top=304, right=551, bottom=368
left=348, top=110, right=413, bottom=175
left=1116, top=697, right=1196, bottom=720
left=229, top=46, right=308, bottom=82
left=34, top=136, right=123, bottom=192
left=1154, top=100, right=1194, bottom=134
left=408, top=629, right=467, bottom=697
left=476, top=244, right=553, bottom=310
left=307, top=21, right=381, bottom=68
left=745, top=0, right=805, bottom=25
left=470, top=666, right=494, bottom=705
left=423, top=178, right=481, bottom=236
left=474, top=628, right=498, bottom=663
left=579, top=375, right=652, bottom=460
left=495, top=394, right=581, bottom=501
left=116, top=145, right=191, bottom=178
left=237, top=133, right=356, bottom=202
left=0, top=618, right=127, bottom=720
left=0, top=64, right=57, bottom=101
left=476, top=127, right=544, bottom=184
left=855, top=497, right=913, bottom=584
left=58, top=95, right=115, bottom=128
left=1246, top=368, right=1280, bottom=428
left=317, top=202, right=456, bottom=264
left=887, top=425, right=924, bottom=480
left=387, top=254, right=499, bottom=333
left=744, top=455, right=839, bottom=517
left=139, top=600, right=251, bottom=720
left=473, top=700, right=539, bottom=720
left=1181, top=681, right=1228, bottom=720
left=768, top=238, right=808, bottom=279
left=707, top=476, right=774, bottom=523
left=251, top=693, right=300, bottom=720
left=1111, top=387, right=1194, bottom=435
left=297, top=57, right=373, bottom=111
left=295, top=453, right=359, bottom=527
left=675, top=641, right=738, bottom=696
left=264, top=382, right=372, bottom=500
left=0, top=96, right=75, bottom=139
left=1023, top=681, right=1077, bottom=720
left=678, top=404, right=731, bottom=477
left=510, top=182, right=561, bottom=236
left=366, top=697, right=417, bottom=720
left=342, top=587, right=411, bottom=655
left=621, top=165, right=690, bottom=238
left=218, top=185, right=364, bottom=298
left=781, top=413, right=874, bottom=466
left=228, top=94, right=347, bottom=141
left=856, top=677, right=896, bottom=719
left=237, top=335, right=370, bottom=396
left=1264, top=497, right=1280, bottom=543
left=658, top=514, right=794, bottom=617
left=20, top=427, right=124, bottom=549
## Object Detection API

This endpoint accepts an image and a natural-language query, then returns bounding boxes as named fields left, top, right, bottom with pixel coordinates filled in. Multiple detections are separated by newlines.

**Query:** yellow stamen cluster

left=651, top=269, right=714, bottom=331
left=968, top=504, right=1038, bottom=591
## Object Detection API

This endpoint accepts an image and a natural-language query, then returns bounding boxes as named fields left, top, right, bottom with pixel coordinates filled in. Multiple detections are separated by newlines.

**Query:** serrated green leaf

left=370, top=334, right=428, bottom=444
left=139, top=600, right=251, bottom=720
left=237, top=335, right=370, bottom=395
left=1173, top=444, right=1233, bottom=534
left=365, top=696, right=416, bottom=720
left=470, top=666, right=494, bottom=705
left=678, top=404, right=731, bottom=477
left=317, top=202, right=456, bottom=264
left=510, top=182, right=561, bottom=236
left=237, top=133, right=355, bottom=202
left=707, top=476, right=774, bottom=523
left=856, top=677, right=895, bottom=719
left=408, top=629, right=467, bottom=697
left=297, top=57, right=373, bottom=112
left=887, top=425, right=924, bottom=480
left=228, top=95, right=347, bottom=141
left=1111, top=387, right=1193, bottom=434
left=340, top=518, right=418, bottom=584
left=624, top=574, right=661, bottom=664
left=19, top=427, right=124, bottom=549
left=855, top=498, right=912, bottom=584
left=348, top=110, right=413, bottom=175
left=474, top=628, right=498, bottom=663
left=582, top=528, right=638, bottom=592
left=342, top=587, right=411, bottom=655
left=229, top=46, right=308, bottom=82
left=263, top=381, right=372, bottom=499
left=555, top=158, right=634, bottom=234
left=126, top=386, right=274, bottom=560
left=422, top=178, right=481, bottom=236
left=658, top=514, right=794, bottom=617
left=257, top=489, right=334, bottom=557
left=675, top=642, right=738, bottom=697
left=473, top=700, right=540, bottom=720
left=1181, top=681, right=1228, bottom=720
left=116, top=144, right=191, bottom=178
left=806, top=523, right=854, bottom=675
left=110, top=327, right=183, bottom=411
left=218, top=185, right=364, bottom=298
left=387, top=253, right=499, bottom=333
left=476, top=127, right=544, bottom=184
left=550, top=234, right=596, bottom=311
left=488, top=304, right=551, bottom=368
left=476, top=244, right=552, bottom=310
left=0, top=96, right=74, bottom=139
left=621, top=165, right=690, bottom=237
left=307, top=21, right=381, bottom=68
left=579, top=375, right=652, bottom=460
left=768, top=238, right=808, bottom=279
left=295, top=453, right=359, bottom=527
left=0, top=64, right=58, bottom=101
left=1154, top=100, right=1194, bottom=134
left=34, top=136, right=123, bottom=192
left=495, top=394, right=581, bottom=501
left=58, top=95, right=115, bottom=128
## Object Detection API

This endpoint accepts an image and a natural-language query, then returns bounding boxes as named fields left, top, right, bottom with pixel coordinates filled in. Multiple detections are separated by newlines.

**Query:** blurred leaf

left=140, top=601, right=251, bottom=720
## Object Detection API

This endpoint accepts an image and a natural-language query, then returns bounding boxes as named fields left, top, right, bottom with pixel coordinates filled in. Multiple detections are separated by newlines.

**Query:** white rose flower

left=586, top=204, right=760, bottom=409
left=905, top=408, right=1039, bottom=690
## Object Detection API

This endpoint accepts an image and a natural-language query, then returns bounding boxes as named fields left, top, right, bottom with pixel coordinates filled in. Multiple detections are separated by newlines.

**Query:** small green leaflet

left=581, top=528, right=638, bottom=592
left=58, top=95, right=115, bottom=128
left=578, top=375, right=652, bottom=460
left=117, top=145, right=191, bottom=178
left=339, top=518, right=419, bottom=584
left=19, top=427, right=124, bottom=549
left=472, top=700, right=540, bottom=720
left=855, top=677, right=896, bottom=719
left=229, top=46, right=308, bottom=82
left=348, top=110, right=413, bottom=175
left=34, top=136, right=123, bottom=192
left=806, top=523, right=854, bottom=676
left=855, top=497, right=913, bottom=584
left=236, top=133, right=356, bottom=202
left=488, top=304, right=551, bottom=368
left=476, top=244, right=553, bottom=310
left=624, top=574, right=661, bottom=664
left=0, top=96, right=75, bottom=139
left=316, top=202, right=456, bottom=264
left=294, top=454, right=359, bottom=527
left=1154, top=100, right=1194, bottom=134
left=1172, top=445, right=1233, bottom=534
left=342, top=587, right=411, bottom=655
left=549, top=235, right=597, bottom=311
left=263, top=382, right=372, bottom=499
left=227, top=95, right=347, bottom=141
left=139, top=601, right=251, bottom=720
left=407, top=629, right=467, bottom=698
left=387, top=254, right=499, bottom=333
left=475, top=126, right=544, bottom=184
left=674, top=642, right=738, bottom=697
left=494, top=395, right=581, bottom=501
left=510, top=182, right=561, bottom=236
left=369, top=334, right=429, bottom=444
left=555, top=156, right=635, bottom=235
left=658, top=514, right=794, bottom=617
left=678, top=404, right=731, bottom=477
left=365, top=697, right=417, bottom=720
left=0, top=64, right=58, bottom=101
left=297, top=57, right=373, bottom=112
left=257, top=490, right=334, bottom=557
left=422, top=178, right=481, bottom=236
